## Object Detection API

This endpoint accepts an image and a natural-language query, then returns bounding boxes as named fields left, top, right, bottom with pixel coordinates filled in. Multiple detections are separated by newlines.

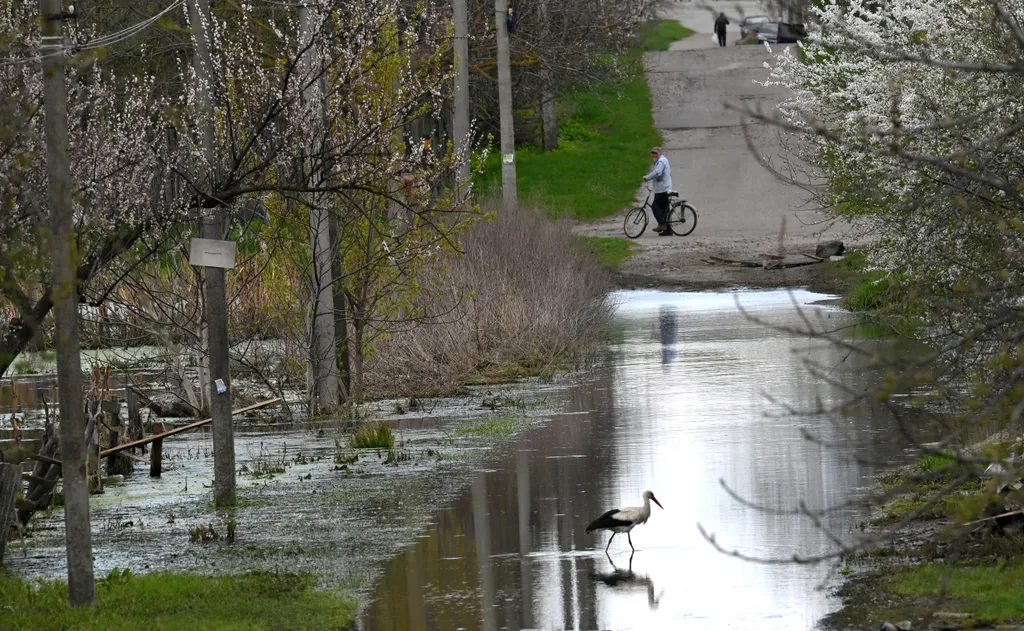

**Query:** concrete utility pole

left=539, top=0, right=558, bottom=151
left=189, top=0, right=236, bottom=507
left=38, top=0, right=95, bottom=606
left=299, top=3, right=339, bottom=413
left=453, top=0, right=471, bottom=197
left=494, top=0, right=518, bottom=212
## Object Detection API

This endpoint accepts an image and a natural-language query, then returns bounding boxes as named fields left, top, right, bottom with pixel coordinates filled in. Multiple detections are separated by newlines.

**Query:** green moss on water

left=0, top=570, right=356, bottom=630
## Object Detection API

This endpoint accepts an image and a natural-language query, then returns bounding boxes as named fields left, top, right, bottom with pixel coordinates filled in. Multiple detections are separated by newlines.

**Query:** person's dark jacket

left=714, top=15, right=729, bottom=34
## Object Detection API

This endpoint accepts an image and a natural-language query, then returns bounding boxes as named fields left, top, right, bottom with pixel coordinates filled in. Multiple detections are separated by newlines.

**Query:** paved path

left=575, top=4, right=856, bottom=290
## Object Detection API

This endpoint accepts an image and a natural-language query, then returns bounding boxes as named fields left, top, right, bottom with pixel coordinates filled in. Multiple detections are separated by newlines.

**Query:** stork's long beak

left=651, top=495, right=664, bottom=509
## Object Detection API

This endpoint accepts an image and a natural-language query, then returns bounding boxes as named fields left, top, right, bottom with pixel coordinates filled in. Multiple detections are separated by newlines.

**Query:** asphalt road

left=575, top=3, right=855, bottom=289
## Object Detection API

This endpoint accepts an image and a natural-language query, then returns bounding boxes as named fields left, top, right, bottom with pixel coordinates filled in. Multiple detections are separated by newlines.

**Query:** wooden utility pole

left=299, top=3, right=339, bottom=413
left=494, top=0, right=518, bottom=212
left=453, top=0, right=471, bottom=197
left=38, top=0, right=95, bottom=606
left=189, top=0, right=236, bottom=507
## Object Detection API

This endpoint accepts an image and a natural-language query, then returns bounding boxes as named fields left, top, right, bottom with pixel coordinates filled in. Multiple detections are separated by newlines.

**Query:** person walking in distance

left=714, top=12, right=729, bottom=47
left=642, top=147, right=673, bottom=236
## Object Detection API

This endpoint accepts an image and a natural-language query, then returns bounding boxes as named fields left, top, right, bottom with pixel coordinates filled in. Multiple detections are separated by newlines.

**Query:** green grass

left=0, top=570, right=356, bottom=630
left=349, top=423, right=395, bottom=449
left=479, top=20, right=694, bottom=220
left=456, top=417, right=519, bottom=439
left=825, top=560, right=1024, bottom=629
left=637, top=20, right=696, bottom=52
left=893, top=562, right=1024, bottom=624
left=574, top=236, right=634, bottom=269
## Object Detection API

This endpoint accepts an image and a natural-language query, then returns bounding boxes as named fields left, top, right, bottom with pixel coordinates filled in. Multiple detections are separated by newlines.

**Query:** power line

left=1, top=0, right=183, bottom=66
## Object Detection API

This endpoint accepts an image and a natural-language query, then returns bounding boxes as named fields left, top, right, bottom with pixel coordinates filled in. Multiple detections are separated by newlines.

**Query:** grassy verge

left=826, top=560, right=1024, bottom=629
left=0, top=570, right=356, bottom=630
left=638, top=20, right=696, bottom=52
left=479, top=20, right=694, bottom=220
left=574, top=236, right=634, bottom=270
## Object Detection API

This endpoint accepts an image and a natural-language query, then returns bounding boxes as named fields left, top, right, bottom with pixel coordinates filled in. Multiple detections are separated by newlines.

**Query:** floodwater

left=359, top=289, right=912, bottom=631
left=6, top=289, right=917, bottom=630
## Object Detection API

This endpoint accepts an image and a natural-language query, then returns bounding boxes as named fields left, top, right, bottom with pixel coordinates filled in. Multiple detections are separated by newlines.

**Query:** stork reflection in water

left=592, top=551, right=663, bottom=610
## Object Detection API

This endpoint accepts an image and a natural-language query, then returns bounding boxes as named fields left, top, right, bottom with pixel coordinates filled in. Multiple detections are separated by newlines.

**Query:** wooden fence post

left=0, top=462, right=19, bottom=562
left=150, top=438, right=163, bottom=477
left=125, top=389, right=144, bottom=453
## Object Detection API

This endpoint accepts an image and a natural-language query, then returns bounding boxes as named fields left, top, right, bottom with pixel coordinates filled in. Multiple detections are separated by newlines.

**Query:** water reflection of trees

left=360, top=370, right=617, bottom=630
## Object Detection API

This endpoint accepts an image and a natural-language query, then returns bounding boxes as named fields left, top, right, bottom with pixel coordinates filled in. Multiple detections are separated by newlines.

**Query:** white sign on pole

left=189, top=238, right=237, bottom=269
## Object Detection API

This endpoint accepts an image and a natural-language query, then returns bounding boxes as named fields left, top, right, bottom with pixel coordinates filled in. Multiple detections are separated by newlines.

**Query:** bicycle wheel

left=668, top=202, right=698, bottom=236
left=623, top=207, right=648, bottom=239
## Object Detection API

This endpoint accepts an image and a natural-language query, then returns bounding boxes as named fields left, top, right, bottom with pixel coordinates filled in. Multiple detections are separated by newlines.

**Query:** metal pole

left=189, top=0, right=236, bottom=506
left=38, top=0, right=95, bottom=606
left=453, top=0, right=471, bottom=197
left=494, top=0, right=518, bottom=212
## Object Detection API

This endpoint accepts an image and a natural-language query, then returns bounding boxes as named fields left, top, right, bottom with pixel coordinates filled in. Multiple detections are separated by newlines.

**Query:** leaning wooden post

left=150, top=438, right=163, bottom=478
left=0, top=462, right=18, bottom=562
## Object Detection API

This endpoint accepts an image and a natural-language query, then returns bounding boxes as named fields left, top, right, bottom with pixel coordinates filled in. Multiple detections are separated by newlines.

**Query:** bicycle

left=623, top=185, right=698, bottom=239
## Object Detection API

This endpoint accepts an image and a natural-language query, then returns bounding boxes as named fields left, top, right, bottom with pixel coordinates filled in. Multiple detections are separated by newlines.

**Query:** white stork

left=585, top=490, right=663, bottom=552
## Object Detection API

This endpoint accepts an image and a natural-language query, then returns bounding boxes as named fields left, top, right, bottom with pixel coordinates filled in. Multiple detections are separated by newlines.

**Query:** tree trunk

left=539, top=0, right=558, bottom=151
left=38, top=0, right=95, bottom=606
left=0, top=463, right=19, bottom=563
left=327, top=211, right=351, bottom=400
left=301, top=4, right=339, bottom=415
left=350, top=315, right=365, bottom=403
left=540, top=91, right=558, bottom=151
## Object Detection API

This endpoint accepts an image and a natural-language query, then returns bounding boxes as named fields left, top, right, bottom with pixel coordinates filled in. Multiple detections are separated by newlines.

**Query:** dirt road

left=575, top=3, right=854, bottom=290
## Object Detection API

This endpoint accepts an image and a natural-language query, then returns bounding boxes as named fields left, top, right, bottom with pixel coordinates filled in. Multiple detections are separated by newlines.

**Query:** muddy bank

left=611, top=257, right=843, bottom=293
left=820, top=457, right=1024, bottom=631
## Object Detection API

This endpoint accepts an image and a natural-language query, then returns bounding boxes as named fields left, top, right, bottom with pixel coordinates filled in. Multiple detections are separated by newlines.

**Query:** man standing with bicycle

left=643, top=147, right=673, bottom=236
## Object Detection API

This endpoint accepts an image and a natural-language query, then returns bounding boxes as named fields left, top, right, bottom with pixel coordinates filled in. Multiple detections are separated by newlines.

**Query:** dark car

left=740, top=15, right=771, bottom=39
left=755, top=22, right=808, bottom=44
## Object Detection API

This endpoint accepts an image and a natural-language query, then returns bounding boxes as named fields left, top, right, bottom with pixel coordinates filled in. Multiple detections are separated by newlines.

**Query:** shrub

left=364, top=199, right=613, bottom=397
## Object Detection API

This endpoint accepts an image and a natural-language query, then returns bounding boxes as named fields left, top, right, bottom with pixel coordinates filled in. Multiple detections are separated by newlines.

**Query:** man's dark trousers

left=652, top=192, right=670, bottom=228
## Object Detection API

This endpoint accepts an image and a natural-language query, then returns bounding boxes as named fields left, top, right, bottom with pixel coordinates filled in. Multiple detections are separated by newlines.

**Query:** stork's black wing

left=585, top=509, right=631, bottom=533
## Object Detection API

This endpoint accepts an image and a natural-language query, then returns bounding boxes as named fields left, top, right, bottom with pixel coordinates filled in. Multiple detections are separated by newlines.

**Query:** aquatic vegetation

left=188, top=518, right=235, bottom=544
left=456, top=417, right=520, bottom=440
left=349, top=423, right=395, bottom=450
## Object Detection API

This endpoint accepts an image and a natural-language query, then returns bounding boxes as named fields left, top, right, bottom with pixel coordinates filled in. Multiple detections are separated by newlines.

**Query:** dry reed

left=364, top=198, right=613, bottom=397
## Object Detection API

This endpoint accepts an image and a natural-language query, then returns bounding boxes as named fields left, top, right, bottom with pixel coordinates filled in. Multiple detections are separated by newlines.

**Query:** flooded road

left=360, top=289, right=909, bottom=631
